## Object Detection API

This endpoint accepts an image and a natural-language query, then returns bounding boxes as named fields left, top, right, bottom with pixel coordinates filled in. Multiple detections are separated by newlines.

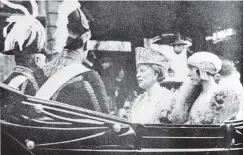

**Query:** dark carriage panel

left=0, top=83, right=243, bottom=155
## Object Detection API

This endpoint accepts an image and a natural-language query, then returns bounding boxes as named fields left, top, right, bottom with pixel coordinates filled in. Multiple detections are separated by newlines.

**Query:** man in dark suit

left=36, top=1, right=109, bottom=114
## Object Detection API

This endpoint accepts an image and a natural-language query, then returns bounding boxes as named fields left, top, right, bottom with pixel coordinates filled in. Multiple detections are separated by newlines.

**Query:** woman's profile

left=125, top=47, right=174, bottom=124
left=170, top=52, right=242, bottom=124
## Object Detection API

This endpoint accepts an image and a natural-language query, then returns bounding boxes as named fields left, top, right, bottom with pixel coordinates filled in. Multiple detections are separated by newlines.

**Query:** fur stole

left=170, top=76, right=243, bottom=124
left=169, top=79, right=202, bottom=124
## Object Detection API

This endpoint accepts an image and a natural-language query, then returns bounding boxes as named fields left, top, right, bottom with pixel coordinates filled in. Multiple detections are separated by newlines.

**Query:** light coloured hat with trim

left=135, top=47, right=170, bottom=70
left=187, top=52, right=222, bottom=80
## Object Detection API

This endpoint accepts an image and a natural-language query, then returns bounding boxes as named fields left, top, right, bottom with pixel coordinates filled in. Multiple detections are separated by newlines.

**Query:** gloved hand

left=159, top=110, right=172, bottom=124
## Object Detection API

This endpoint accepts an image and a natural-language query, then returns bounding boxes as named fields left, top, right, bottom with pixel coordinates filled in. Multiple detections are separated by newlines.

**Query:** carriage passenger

left=35, top=1, right=109, bottom=114
left=121, top=47, right=174, bottom=124
left=169, top=52, right=243, bottom=124
left=1, top=0, right=46, bottom=95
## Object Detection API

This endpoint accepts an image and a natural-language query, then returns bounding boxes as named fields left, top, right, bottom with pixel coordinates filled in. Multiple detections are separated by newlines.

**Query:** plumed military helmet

left=1, top=0, right=46, bottom=55
left=65, top=8, right=91, bottom=50
left=53, top=1, right=91, bottom=52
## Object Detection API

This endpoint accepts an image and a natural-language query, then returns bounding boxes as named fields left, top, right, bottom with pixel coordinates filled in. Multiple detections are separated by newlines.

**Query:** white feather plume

left=2, top=0, right=46, bottom=52
left=52, top=0, right=81, bottom=53
left=29, top=0, right=38, bottom=17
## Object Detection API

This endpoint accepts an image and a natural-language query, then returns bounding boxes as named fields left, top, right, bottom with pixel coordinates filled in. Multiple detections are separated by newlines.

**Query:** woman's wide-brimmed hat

left=187, top=52, right=222, bottom=80
left=135, top=47, right=170, bottom=70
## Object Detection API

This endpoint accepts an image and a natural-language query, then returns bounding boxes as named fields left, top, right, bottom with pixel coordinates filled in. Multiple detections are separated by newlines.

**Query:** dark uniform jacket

left=3, top=66, right=40, bottom=96
left=1, top=66, right=47, bottom=122
left=40, top=52, right=110, bottom=114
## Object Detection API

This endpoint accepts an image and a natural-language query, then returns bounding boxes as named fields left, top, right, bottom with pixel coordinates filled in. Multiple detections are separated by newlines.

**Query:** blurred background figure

left=146, top=34, right=192, bottom=83
left=168, top=35, right=192, bottom=82
left=114, top=65, right=132, bottom=110
left=97, top=57, right=115, bottom=111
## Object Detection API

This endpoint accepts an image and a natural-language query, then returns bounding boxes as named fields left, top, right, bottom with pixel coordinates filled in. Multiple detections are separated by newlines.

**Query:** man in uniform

left=1, top=0, right=48, bottom=120
left=1, top=1, right=47, bottom=155
left=1, top=0, right=46, bottom=96
left=36, top=1, right=109, bottom=114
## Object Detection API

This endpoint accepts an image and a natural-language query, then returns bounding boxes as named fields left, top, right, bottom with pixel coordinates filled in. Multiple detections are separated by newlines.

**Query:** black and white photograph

left=0, top=0, right=243, bottom=155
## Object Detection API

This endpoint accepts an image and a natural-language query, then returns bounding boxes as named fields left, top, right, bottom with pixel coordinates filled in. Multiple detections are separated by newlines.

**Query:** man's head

left=99, top=57, right=112, bottom=70
left=172, top=37, right=192, bottom=54
left=65, top=7, right=91, bottom=52
left=15, top=53, right=46, bottom=69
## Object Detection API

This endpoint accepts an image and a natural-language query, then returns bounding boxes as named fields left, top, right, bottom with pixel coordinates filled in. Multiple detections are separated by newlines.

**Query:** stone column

left=44, top=1, right=60, bottom=59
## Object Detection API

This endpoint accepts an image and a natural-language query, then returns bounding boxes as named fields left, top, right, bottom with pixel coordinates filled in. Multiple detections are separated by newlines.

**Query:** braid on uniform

left=83, top=81, right=102, bottom=112
left=20, top=80, right=28, bottom=93
left=51, top=75, right=83, bottom=101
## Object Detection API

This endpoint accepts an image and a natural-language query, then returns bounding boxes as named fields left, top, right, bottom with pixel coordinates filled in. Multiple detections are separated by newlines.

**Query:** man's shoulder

left=3, top=72, right=18, bottom=84
left=33, top=69, right=48, bottom=87
left=3, top=71, right=35, bottom=85
left=62, top=74, right=85, bottom=87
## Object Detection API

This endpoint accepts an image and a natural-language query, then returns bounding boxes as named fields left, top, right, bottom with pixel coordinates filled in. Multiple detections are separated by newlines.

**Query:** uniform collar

left=14, top=66, right=33, bottom=74
left=63, top=49, right=82, bottom=63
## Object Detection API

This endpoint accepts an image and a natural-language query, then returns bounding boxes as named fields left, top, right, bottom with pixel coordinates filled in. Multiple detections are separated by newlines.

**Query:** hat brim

left=171, top=43, right=187, bottom=46
left=1, top=49, right=18, bottom=55
left=1, top=49, right=47, bottom=56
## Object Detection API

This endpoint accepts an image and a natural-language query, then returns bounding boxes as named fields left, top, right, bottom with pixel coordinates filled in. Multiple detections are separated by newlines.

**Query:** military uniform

left=37, top=51, right=109, bottom=114
left=3, top=66, right=40, bottom=95
left=34, top=2, right=110, bottom=114
left=50, top=71, right=108, bottom=113
left=1, top=1, right=47, bottom=154
left=1, top=0, right=46, bottom=95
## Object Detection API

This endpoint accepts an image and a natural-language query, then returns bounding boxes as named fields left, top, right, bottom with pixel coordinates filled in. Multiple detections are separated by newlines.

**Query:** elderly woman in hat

left=125, top=47, right=174, bottom=124
left=169, top=52, right=242, bottom=124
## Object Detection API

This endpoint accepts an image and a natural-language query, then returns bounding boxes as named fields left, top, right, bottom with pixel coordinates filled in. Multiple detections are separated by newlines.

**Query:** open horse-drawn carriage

left=1, top=83, right=243, bottom=155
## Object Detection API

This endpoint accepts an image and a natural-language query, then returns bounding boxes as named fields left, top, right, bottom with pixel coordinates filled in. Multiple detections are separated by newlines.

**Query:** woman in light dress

left=127, top=47, right=174, bottom=124
left=169, top=52, right=242, bottom=124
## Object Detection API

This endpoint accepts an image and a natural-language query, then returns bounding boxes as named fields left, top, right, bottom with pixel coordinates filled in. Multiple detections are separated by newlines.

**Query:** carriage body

left=1, top=83, right=242, bottom=155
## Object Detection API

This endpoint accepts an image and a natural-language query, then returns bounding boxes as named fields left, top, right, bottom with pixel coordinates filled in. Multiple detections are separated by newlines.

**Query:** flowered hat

left=135, top=47, right=170, bottom=70
left=187, top=52, right=222, bottom=80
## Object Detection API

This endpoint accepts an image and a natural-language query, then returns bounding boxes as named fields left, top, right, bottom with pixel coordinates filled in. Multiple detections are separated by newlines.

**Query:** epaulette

left=13, top=66, right=39, bottom=92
